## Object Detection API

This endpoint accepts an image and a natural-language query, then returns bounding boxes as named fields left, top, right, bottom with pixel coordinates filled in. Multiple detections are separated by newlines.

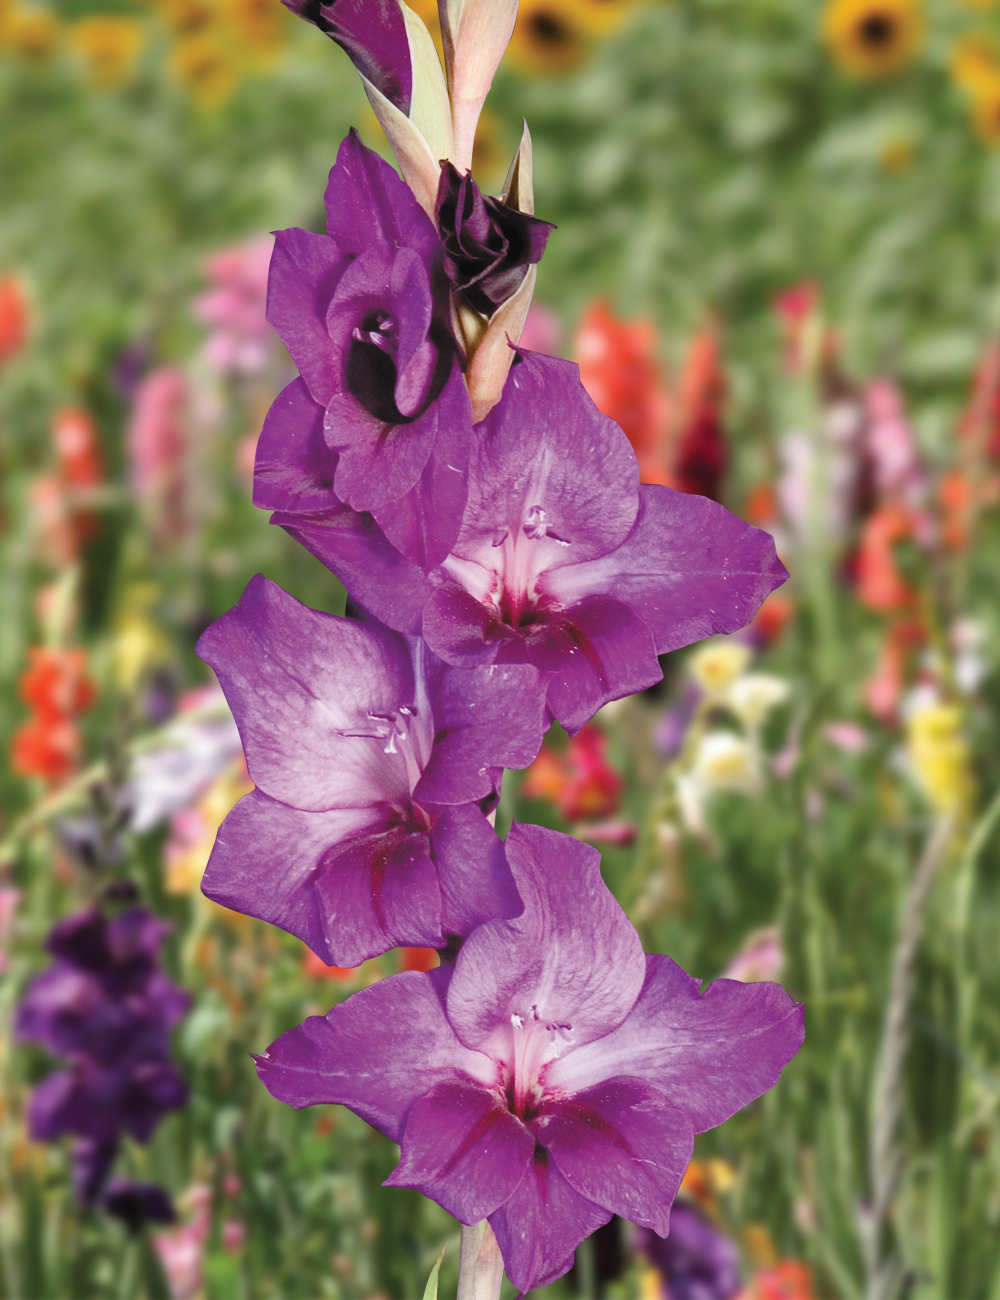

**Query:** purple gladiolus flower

left=255, top=824, right=804, bottom=1294
left=270, top=351, right=787, bottom=733
left=637, top=1203, right=742, bottom=1300
left=281, top=0, right=412, bottom=113
left=17, top=906, right=189, bottom=1205
left=265, top=130, right=469, bottom=569
left=436, top=163, right=555, bottom=317
left=197, top=574, right=546, bottom=967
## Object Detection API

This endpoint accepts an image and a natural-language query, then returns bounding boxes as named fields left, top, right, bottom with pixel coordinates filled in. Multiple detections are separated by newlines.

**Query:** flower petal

left=430, top=804, right=522, bottom=939
left=546, top=954, right=805, bottom=1132
left=324, top=129, right=439, bottom=259
left=196, top=575, right=414, bottom=810
left=266, top=227, right=348, bottom=407
left=446, top=824, right=645, bottom=1056
left=274, top=508, right=433, bottom=635
left=455, top=350, right=639, bottom=575
left=488, top=1147, right=610, bottom=1296
left=202, top=790, right=443, bottom=965
left=254, top=379, right=338, bottom=514
left=283, top=0, right=412, bottom=115
left=415, top=662, right=545, bottom=806
left=385, top=1077, right=534, bottom=1223
left=254, top=969, right=496, bottom=1142
left=521, top=594, right=660, bottom=734
left=544, top=485, right=788, bottom=655
left=538, top=1076, right=692, bottom=1237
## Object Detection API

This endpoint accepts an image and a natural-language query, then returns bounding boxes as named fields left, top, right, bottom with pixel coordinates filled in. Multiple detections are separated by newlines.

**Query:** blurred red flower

left=11, top=647, right=95, bottom=782
left=522, top=724, right=623, bottom=822
left=0, top=276, right=28, bottom=366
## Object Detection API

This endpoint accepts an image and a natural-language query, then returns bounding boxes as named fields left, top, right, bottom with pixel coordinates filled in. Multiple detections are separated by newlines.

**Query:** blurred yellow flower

left=157, top=0, right=214, bottom=36
left=505, top=0, right=589, bottom=76
left=69, top=16, right=144, bottom=87
left=689, top=639, right=752, bottom=695
left=0, top=4, right=59, bottom=57
left=725, top=672, right=790, bottom=729
left=691, top=731, right=762, bottom=793
left=906, top=703, right=974, bottom=814
left=950, top=31, right=999, bottom=91
left=112, top=611, right=168, bottom=692
left=573, top=0, right=637, bottom=36
left=169, top=30, right=239, bottom=107
left=471, top=108, right=507, bottom=183
left=970, top=71, right=1000, bottom=143
left=822, top=0, right=922, bottom=79
left=220, top=0, right=285, bottom=60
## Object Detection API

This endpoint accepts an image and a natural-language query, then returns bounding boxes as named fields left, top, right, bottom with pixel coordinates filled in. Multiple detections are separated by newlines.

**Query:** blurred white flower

left=689, top=639, right=752, bottom=696
left=725, top=673, right=790, bottom=730
left=129, top=687, right=243, bottom=833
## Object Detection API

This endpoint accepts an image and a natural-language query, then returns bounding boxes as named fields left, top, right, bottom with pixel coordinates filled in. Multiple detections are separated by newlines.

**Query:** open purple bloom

left=436, top=163, right=555, bottom=317
left=255, top=824, right=804, bottom=1294
left=197, top=574, right=545, bottom=967
left=265, top=130, right=469, bottom=569
left=637, top=1203, right=742, bottom=1300
left=281, top=0, right=412, bottom=113
left=271, top=351, right=786, bottom=733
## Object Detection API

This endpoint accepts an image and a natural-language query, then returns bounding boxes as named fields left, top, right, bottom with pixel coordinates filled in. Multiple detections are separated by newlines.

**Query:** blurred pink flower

left=572, top=819, right=637, bottom=846
left=724, top=926, right=783, bottom=983
left=222, top=1219, right=245, bottom=1253
left=824, top=721, right=869, bottom=754
left=127, top=367, right=186, bottom=541
left=518, top=302, right=561, bottom=357
left=194, top=238, right=273, bottom=375
left=0, top=886, right=21, bottom=973
left=154, top=1187, right=210, bottom=1300
left=863, top=380, right=926, bottom=507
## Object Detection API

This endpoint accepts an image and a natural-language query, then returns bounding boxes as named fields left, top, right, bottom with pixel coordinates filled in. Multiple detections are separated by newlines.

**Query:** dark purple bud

left=435, top=163, right=555, bottom=317
left=102, top=1179, right=177, bottom=1236
left=281, top=0, right=412, bottom=114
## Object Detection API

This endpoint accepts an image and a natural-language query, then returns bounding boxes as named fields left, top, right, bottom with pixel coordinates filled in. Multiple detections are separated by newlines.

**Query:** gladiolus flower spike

left=256, top=825, right=804, bottom=1295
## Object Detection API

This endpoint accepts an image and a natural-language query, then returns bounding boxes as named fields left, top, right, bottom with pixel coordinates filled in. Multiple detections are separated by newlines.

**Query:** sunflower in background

left=0, top=0, right=60, bottom=58
left=69, top=15, right=144, bottom=87
left=505, top=0, right=589, bottom=75
left=949, top=31, right=1000, bottom=145
left=823, top=0, right=923, bottom=78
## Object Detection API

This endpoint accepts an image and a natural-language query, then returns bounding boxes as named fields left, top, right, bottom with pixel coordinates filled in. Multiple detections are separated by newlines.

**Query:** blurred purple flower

left=196, top=574, right=546, bottom=966
left=436, top=163, right=555, bottom=317
left=264, top=130, right=467, bottom=569
left=17, top=906, right=189, bottom=1204
left=656, top=683, right=702, bottom=760
left=194, top=238, right=273, bottom=375
left=256, top=824, right=804, bottom=1295
left=637, top=1202, right=742, bottom=1300
left=101, top=1179, right=177, bottom=1235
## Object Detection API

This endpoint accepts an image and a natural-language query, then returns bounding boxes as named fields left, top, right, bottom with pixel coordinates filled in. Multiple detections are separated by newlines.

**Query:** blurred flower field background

left=5, top=0, right=1000, bottom=1296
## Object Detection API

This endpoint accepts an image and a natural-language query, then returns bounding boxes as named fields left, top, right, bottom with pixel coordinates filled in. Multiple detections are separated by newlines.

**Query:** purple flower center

left=347, top=309, right=404, bottom=424
left=446, top=503, right=570, bottom=633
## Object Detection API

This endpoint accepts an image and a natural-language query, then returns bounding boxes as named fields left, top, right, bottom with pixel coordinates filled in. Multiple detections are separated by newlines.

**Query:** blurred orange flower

left=11, top=647, right=95, bottom=783
left=576, top=301, right=669, bottom=486
left=856, top=505, right=916, bottom=612
left=0, top=276, right=28, bottom=365
left=522, top=725, right=623, bottom=822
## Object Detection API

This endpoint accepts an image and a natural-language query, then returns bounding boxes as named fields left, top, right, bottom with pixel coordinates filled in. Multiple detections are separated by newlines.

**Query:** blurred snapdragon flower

left=193, top=237, right=273, bottom=374
left=636, top=1201, right=742, bottom=1300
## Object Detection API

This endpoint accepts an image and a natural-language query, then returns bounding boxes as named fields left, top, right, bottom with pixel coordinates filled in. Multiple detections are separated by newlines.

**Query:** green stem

left=456, top=1222, right=504, bottom=1300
